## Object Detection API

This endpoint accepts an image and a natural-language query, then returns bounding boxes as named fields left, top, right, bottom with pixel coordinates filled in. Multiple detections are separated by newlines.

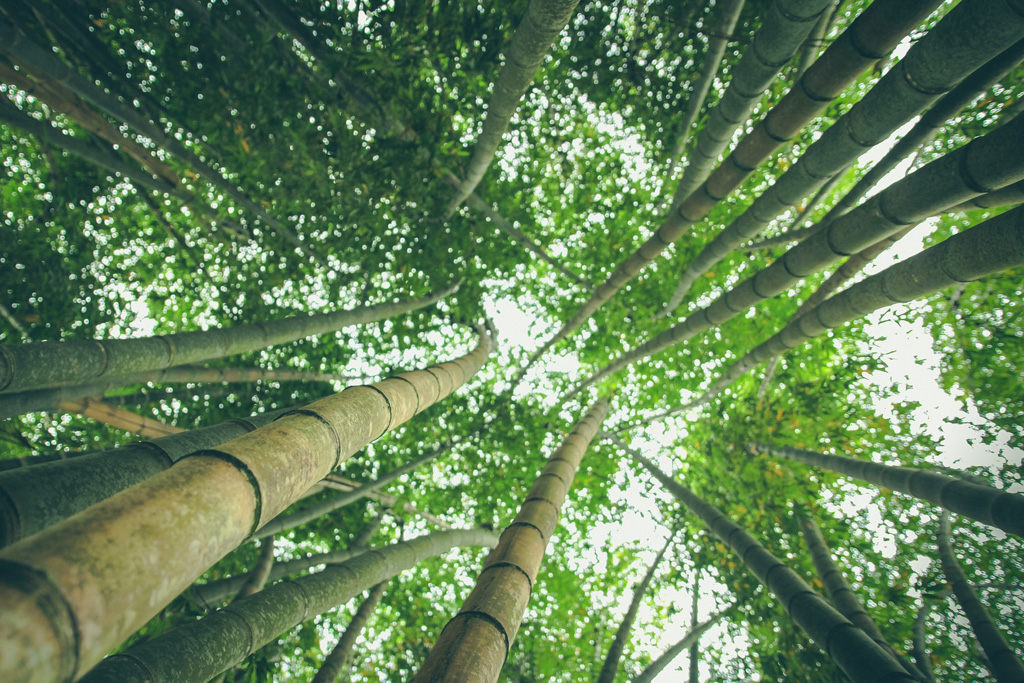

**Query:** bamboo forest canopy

left=0, top=0, right=1023, bottom=681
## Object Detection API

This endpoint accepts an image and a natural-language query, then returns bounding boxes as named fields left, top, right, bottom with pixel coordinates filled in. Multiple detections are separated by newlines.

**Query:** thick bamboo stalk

left=514, top=0, right=941, bottom=383
left=311, top=580, right=388, bottom=683
left=621, top=442, right=914, bottom=683
left=0, top=407, right=293, bottom=548
left=233, top=537, right=276, bottom=601
left=0, top=328, right=494, bottom=681
left=633, top=610, right=726, bottom=683
left=255, top=428, right=480, bottom=539
left=78, top=528, right=498, bottom=683
left=56, top=397, right=183, bottom=439
left=665, top=0, right=747, bottom=185
left=800, top=518, right=928, bottom=681
left=596, top=533, right=674, bottom=683
left=756, top=443, right=1024, bottom=539
left=573, top=115, right=1024, bottom=398
left=411, top=398, right=610, bottom=682
left=670, top=0, right=830, bottom=209
left=192, top=510, right=386, bottom=609
left=662, top=0, right=1024, bottom=311
left=444, top=0, right=582, bottom=216
left=952, top=179, right=1024, bottom=213
left=936, top=513, right=1024, bottom=682
left=0, top=281, right=457, bottom=395
left=0, top=20, right=325, bottom=264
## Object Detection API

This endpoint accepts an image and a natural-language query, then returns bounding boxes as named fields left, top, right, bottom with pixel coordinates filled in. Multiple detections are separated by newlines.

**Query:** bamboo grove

left=0, top=0, right=1022, bottom=681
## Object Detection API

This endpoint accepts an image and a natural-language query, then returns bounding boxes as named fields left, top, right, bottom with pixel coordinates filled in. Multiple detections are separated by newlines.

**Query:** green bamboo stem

left=411, top=398, right=610, bottom=682
left=514, top=0, right=940, bottom=383
left=662, top=0, right=1024, bottom=311
left=800, top=517, right=928, bottom=681
left=633, top=610, right=726, bottom=683
left=233, top=537, right=276, bottom=601
left=671, top=0, right=830, bottom=209
left=665, top=0, right=747, bottom=187
left=936, top=513, right=1024, bottom=682
left=755, top=443, right=1024, bottom=539
left=596, top=533, right=674, bottom=683
left=793, top=0, right=839, bottom=81
left=0, top=328, right=494, bottom=680
left=952, top=180, right=1024, bottom=213
left=444, top=0, right=582, bottom=216
left=0, top=407, right=292, bottom=548
left=311, top=580, right=388, bottom=683
left=78, top=528, right=498, bottom=683
left=192, top=511, right=387, bottom=609
left=621, top=442, right=914, bottom=683
left=254, top=426, right=482, bottom=539
left=0, top=281, right=457, bottom=396
left=575, top=121, right=1024, bottom=401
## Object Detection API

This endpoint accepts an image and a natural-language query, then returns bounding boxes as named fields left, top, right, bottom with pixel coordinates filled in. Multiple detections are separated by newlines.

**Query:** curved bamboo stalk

left=513, top=0, right=941, bottom=383
left=311, top=579, right=388, bottom=683
left=661, top=0, right=1024, bottom=312
left=0, top=327, right=494, bottom=680
left=444, top=0, right=582, bottom=216
left=571, top=113, right=1024, bottom=397
left=619, top=441, right=914, bottom=683
left=0, top=20, right=325, bottom=265
left=412, top=398, right=610, bottom=682
left=936, top=513, right=1024, bottom=682
left=78, top=528, right=498, bottom=683
left=800, top=517, right=928, bottom=681
left=665, top=0, right=747, bottom=186
left=753, top=444, right=1024, bottom=539
left=669, top=0, right=832, bottom=209
left=596, top=532, right=675, bottom=683
left=0, top=281, right=457, bottom=396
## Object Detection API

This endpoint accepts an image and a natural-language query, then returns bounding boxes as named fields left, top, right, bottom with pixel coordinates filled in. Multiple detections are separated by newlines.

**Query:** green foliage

left=1, top=0, right=1022, bottom=681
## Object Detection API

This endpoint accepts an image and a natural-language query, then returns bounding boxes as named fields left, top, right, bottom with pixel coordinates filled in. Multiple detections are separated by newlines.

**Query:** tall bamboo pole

left=0, top=282, right=457, bottom=396
left=79, top=528, right=498, bottom=683
left=0, top=327, right=494, bottom=681
left=411, top=398, right=610, bottom=682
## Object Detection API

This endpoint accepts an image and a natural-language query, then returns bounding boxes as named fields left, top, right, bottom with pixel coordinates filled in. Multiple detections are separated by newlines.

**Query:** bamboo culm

left=79, top=528, right=498, bottom=683
left=513, top=0, right=942, bottom=384
left=633, top=610, right=727, bottom=683
left=0, top=281, right=457, bottom=396
left=311, top=580, right=388, bottom=683
left=936, top=513, right=1024, bottom=682
left=0, top=327, right=494, bottom=681
left=661, top=0, right=1024, bottom=311
left=619, top=441, right=914, bottom=683
left=412, top=398, right=611, bottom=682
left=753, top=443, right=1024, bottom=539
left=572, top=112, right=1024, bottom=397
left=444, top=0, right=582, bottom=216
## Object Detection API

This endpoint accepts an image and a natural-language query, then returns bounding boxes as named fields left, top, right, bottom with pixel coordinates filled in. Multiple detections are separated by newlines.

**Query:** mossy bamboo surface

left=575, top=115, right=1024, bottom=397
left=444, top=0, right=582, bottom=216
left=0, top=282, right=456, bottom=396
left=517, top=0, right=940, bottom=380
left=757, top=443, right=1024, bottom=539
left=624, top=444, right=914, bottom=683
left=663, top=0, right=1024, bottom=309
left=0, top=407, right=292, bottom=548
left=936, top=513, right=1024, bottom=682
left=78, top=528, right=497, bottom=683
left=0, top=328, right=493, bottom=681
left=411, top=398, right=610, bottom=682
